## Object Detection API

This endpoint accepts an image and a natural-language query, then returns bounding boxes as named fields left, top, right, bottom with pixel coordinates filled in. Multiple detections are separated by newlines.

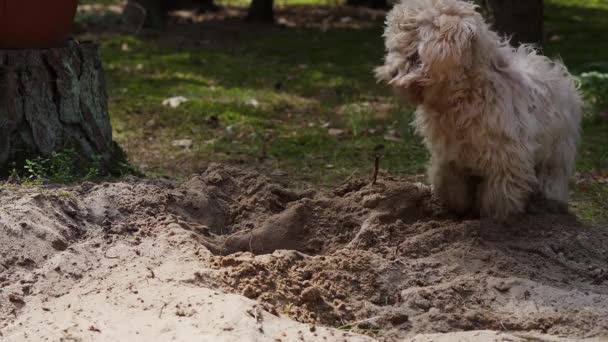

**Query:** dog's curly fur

left=375, top=0, right=582, bottom=219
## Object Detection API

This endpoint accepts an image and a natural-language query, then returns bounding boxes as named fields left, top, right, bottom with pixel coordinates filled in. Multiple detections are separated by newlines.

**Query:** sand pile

left=0, top=164, right=607, bottom=341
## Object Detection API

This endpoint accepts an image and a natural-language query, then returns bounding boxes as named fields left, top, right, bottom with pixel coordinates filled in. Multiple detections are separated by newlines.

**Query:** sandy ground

left=1, top=164, right=607, bottom=341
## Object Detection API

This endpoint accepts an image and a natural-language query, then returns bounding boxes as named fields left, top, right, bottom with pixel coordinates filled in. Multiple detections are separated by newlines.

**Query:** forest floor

left=74, top=0, right=608, bottom=225
left=1, top=1, right=607, bottom=341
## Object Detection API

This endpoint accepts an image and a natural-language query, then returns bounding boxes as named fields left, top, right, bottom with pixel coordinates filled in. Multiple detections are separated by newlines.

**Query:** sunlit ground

left=75, top=0, right=608, bottom=225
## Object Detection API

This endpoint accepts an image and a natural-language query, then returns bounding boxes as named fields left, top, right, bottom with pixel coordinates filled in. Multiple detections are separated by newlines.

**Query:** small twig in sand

left=371, top=144, right=384, bottom=185
left=340, top=171, right=356, bottom=186
left=498, top=320, right=507, bottom=331
left=338, top=315, right=382, bottom=331
left=159, top=301, right=169, bottom=319
left=253, top=305, right=264, bottom=333
left=80, top=288, right=101, bottom=296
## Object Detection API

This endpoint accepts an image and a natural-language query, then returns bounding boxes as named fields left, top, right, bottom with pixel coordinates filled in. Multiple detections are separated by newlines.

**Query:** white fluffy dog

left=375, top=0, right=582, bottom=219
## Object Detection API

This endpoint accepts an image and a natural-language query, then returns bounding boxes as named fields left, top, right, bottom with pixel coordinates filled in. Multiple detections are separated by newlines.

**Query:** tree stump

left=0, top=41, right=118, bottom=173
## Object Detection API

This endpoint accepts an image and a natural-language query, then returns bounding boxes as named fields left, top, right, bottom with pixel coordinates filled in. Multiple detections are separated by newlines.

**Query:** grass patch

left=544, top=0, right=608, bottom=71
left=571, top=182, right=608, bottom=226
left=99, top=24, right=426, bottom=183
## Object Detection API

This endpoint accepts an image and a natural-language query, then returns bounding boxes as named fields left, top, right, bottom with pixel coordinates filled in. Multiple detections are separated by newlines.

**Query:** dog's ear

left=418, top=12, right=478, bottom=75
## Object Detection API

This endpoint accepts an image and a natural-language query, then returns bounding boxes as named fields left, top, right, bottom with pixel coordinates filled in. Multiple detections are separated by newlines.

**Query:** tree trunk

left=0, top=41, right=118, bottom=173
left=247, top=0, right=274, bottom=22
left=482, top=0, right=544, bottom=46
left=124, top=0, right=221, bottom=31
left=125, top=0, right=167, bottom=30
left=167, top=0, right=219, bottom=12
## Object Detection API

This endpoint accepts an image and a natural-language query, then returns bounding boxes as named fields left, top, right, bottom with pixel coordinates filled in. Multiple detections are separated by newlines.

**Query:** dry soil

left=1, top=164, right=607, bottom=341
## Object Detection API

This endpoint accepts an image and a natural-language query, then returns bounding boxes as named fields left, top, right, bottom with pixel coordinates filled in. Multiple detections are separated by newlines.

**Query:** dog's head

left=375, top=0, right=485, bottom=104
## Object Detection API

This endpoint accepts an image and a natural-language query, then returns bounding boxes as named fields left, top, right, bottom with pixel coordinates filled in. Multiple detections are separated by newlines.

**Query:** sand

left=1, top=164, right=607, bottom=341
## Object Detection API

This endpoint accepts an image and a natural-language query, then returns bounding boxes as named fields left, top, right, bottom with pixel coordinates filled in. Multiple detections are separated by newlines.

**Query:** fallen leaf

left=271, top=169, right=288, bottom=177
left=162, top=96, right=188, bottom=108
left=172, top=139, right=193, bottom=149
left=361, top=128, right=378, bottom=136
left=383, top=129, right=403, bottom=143
left=328, top=128, right=347, bottom=137
left=245, top=98, right=260, bottom=108
left=549, top=34, right=562, bottom=42
left=383, top=135, right=403, bottom=143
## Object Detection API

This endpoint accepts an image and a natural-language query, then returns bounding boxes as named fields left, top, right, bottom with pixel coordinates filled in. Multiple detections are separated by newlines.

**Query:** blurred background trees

left=126, top=0, right=220, bottom=28
left=124, top=0, right=545, bottom=43
left=247, top=0, right=274, bottom=21
left=346, top=0, right=387, bottom=9
left=126, top=0, right=166, bottom=28
left=482, top=0, right=544, bottom=45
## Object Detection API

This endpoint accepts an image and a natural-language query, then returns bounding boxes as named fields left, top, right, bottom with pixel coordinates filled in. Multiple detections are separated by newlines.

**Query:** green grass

left=77, top=0, right=608, bottom=225
left=100, top=25, right=428, bottom=183
left=571, top=183, right=608, bottom=226
left=544, top=0, right=608, bottom=71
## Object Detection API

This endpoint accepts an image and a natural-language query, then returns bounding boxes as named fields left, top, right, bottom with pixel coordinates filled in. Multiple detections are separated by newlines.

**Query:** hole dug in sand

left=0, top=164, right=607, bottom=341
left=168, top=166, right=608, bottom=338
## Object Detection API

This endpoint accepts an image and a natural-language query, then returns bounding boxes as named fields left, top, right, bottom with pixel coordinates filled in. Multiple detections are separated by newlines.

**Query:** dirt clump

left=0, top=164, right=607, bottom=341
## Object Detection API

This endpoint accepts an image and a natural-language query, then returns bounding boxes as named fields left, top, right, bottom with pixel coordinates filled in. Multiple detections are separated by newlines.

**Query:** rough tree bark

left=247, top=0, right=274, bottom=22
left=0, top=41, right=117, bottom=172
left=482, top=0, right=544, bottom=46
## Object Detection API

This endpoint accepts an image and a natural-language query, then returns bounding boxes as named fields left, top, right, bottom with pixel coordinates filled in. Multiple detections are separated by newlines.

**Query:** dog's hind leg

left=430, top=158, right=475, bottom=216
left=535, top=137, right=577, bottom=212
left=537, top=163, right=569, bottom=203
left=476, top=156, right=537, bottom=220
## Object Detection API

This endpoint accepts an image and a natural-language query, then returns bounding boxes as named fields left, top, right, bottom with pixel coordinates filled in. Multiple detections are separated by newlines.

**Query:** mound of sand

left=0, top=164, right=607, bottom=341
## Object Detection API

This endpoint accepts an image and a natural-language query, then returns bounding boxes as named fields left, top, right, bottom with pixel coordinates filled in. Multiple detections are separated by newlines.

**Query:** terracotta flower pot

left=0, top=0, right=78, bottom=49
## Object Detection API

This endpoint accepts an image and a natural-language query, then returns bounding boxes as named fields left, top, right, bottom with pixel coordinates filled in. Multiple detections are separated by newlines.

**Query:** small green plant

left=85, top=155, right=104, bottom=180
left=49, top=148, right=79, bottom=183
left=7, top=148, right=119, bottom=185
left=23, top=158, right=50, bottom=184
left=346, top=105, right=375, bottom=136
